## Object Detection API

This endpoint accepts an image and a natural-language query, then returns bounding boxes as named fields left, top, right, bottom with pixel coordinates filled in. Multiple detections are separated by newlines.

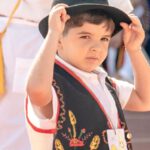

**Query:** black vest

left=52, top=61, right=132, bottom=150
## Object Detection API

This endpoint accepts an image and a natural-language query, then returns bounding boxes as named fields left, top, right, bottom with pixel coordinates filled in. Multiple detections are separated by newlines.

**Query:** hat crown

left=52, top=0, right=109, bottom=6
left=39, top=0, right=131, bottom=38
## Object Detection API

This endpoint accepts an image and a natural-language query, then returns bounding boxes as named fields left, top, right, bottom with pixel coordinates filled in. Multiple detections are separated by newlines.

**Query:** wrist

left=47, top=29, right=62, bottom=39
left=126, top=46, right=142, bottom=53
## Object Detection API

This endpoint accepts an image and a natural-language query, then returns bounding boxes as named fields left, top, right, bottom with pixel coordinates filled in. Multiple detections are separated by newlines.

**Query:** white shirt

left=26, top=56, right=133, bottom=150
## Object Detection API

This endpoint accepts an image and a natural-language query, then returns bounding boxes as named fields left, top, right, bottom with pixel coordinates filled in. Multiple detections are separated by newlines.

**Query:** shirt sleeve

left=111, top=78, right=134, bottom=108
left=26, top=123, right=54, bottom=150
left=25, top=86, right=58, bottom=133
left=25, top=87, right=59, bottom=150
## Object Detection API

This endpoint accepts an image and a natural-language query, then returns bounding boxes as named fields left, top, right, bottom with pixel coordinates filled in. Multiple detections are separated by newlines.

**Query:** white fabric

left=27, top=123, right=54, bottom=150
left=0, top=17, right=44, bottom=150
left=0, top=0, right=52, bottom=22
left=108, top=0, right=133, bottom=13
left=27, top=87, right=58, bottom=150
left=110, top=77, right=133, bottom=107
left=107, top=129, right=127, bottom=150
left=26, top=55, right=133, bottom=150
left=0, top=1, right=52, bottom=150
left=0, top=0, right=133, bottom=23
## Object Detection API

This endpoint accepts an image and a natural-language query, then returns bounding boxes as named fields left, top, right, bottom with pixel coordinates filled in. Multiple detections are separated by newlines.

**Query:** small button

left=127, top=132, right=132, bottom=140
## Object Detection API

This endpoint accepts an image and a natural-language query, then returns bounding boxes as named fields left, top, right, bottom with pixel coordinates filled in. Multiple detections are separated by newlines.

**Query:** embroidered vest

left=52, top=61, right=132, bottom=150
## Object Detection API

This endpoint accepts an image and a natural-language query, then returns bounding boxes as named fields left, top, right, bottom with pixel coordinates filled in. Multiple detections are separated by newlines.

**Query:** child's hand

left=120, top=14, right=145, bottom=52
left=48, top=4, right=70, bottom=35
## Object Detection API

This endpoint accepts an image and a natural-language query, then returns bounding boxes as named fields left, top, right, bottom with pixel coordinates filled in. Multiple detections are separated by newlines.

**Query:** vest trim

left=55, top=59, right=121, bottom=129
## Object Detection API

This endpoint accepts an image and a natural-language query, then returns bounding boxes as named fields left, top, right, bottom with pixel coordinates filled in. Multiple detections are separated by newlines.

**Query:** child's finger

left=129, top=24, right=141, bottom=32
left=61, top=13, right=70, bottom=22
left=120, top=22, right=130, bottom=31
left=52, top=3, right=69, bottom=9
left=50, top=3, right=69, bottom=16
left=128, top=14, right=142, bottom=27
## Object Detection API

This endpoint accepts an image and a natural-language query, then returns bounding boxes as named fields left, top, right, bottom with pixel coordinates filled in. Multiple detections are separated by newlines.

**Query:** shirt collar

left=56, top=55, right=108, bottom=80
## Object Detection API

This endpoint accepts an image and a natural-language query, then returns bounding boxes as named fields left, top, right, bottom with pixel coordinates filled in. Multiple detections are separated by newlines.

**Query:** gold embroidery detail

left=68, top=110, right=77, bottom=138
left=52, top=80, right=66, bottom=130
left=55, top=139, right=64, bottom=150
left=90, top=135, right=100, bottom=150
left=60, top=110, right=93, bottom=147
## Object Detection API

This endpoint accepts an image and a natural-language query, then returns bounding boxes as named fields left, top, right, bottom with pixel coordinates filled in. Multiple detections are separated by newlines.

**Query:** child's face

left=58, top=22, right=112, bottom=72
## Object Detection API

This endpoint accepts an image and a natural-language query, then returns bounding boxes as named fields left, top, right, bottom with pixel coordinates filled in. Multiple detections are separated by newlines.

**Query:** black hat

left=39, top=0, right=132, bottom=38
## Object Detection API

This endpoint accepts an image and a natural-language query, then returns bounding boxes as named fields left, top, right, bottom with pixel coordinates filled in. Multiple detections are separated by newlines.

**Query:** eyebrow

left=77, top=31, right=93, bottom=35
left=77, top=31, right=111, bottom=37
left=103, top=35, right=112, bottom=38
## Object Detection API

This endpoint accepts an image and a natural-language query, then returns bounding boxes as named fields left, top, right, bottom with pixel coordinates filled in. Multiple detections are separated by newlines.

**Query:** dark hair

left=63, top=10, right=115, bottom=35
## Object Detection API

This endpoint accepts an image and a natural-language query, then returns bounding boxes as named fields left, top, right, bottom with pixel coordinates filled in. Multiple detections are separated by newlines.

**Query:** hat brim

left=39, top=4, right=132, bottom=38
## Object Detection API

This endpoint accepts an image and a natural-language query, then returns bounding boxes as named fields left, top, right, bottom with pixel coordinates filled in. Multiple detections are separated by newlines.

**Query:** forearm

left=128, top=48, right=150, bottom=101
left=26, top=31, right=60, bottom=106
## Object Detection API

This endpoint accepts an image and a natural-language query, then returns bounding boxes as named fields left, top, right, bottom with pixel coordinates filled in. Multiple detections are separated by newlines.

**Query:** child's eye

left=101, top=37, right=109, bottom=42
left=80, top=36, right=90, bottom=39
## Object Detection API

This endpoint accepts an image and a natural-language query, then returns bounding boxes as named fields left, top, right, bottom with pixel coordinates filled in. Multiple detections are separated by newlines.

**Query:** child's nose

left=90, top=42, right=101, bottom=52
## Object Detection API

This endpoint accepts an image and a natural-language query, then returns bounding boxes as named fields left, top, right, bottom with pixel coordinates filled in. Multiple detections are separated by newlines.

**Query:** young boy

left=26, top=0, right=150, bottom=150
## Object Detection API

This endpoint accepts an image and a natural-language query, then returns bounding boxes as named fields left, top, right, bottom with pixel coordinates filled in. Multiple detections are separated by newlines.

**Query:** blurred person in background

left=0, top=0, right=52, bottom=149
left=104, top=1, right=134, bottom=82
left=106, top=0, right=150, bottom=82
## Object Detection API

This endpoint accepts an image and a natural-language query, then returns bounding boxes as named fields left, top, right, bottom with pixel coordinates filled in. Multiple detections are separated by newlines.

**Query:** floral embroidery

left=90, top=135, right=101, bottom=150
left=60, top=110, right=93, bottom=148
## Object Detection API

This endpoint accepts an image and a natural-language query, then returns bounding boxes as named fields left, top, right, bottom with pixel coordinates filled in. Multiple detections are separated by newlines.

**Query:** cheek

left=105, top=47, right=108, bottom=55
left=102, top=42, right=110, bottom=49
left=103, top=44, right=109, bottom=55
left=78, top=39, right=91, bottom=48
left=100, top=48, right=108, bottom=61
left=103, top=49, right=108, bottom=58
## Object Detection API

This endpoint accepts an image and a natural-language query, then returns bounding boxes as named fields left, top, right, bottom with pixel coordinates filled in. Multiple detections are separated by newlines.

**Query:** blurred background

left=105, top=0, right=150, bottom=149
